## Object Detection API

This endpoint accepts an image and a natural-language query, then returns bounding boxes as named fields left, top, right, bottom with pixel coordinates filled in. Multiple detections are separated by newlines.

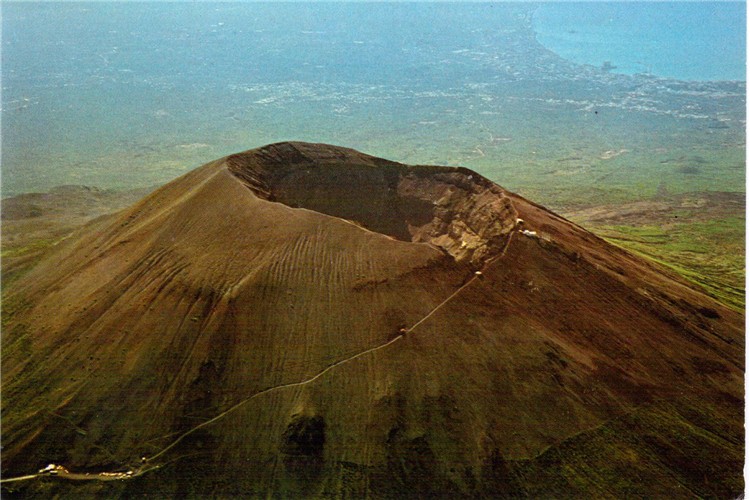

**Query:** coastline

left=531, top=2, right=746, bottom=83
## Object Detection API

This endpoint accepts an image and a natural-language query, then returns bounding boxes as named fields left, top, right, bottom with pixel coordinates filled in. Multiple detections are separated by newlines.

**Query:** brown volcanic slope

left=1, top=142, right=743, bottom=498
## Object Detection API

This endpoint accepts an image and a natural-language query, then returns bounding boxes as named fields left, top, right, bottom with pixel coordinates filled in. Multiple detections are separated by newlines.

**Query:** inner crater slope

left=227, top=142, right=518, bottom=265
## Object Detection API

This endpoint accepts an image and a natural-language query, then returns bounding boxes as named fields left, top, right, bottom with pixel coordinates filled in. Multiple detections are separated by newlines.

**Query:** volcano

left=1, top=142, right=743, bottom=497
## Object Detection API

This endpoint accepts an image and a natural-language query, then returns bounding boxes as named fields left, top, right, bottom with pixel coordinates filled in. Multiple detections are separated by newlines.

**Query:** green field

left=579, top=216, right=744, bottom=311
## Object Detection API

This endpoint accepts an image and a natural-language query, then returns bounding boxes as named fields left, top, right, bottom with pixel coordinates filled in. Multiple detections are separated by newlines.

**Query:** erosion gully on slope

left=1, top=227, right=520, bottom=486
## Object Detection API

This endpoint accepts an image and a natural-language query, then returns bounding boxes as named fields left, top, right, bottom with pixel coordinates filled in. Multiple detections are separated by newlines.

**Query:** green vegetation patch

left=593, top=216, right=745, bottom=311
left=1, top=237, right=59, bottom=259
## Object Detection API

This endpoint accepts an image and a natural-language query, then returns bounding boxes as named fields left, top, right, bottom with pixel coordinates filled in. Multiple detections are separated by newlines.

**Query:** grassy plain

left=567, top=193, right=744, bottom=311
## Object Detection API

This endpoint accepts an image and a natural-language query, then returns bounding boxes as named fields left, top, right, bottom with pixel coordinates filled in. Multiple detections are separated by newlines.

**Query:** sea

left=1, top=2, right=745, bottom=209
left=533, top=2, right=746, bottom=81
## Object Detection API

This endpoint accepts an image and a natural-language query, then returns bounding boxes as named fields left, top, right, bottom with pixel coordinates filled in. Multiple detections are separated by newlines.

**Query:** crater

left=227, top=142, right=517, bottom=264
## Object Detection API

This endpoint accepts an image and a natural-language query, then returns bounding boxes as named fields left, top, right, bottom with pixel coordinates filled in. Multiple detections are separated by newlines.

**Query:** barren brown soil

left=565, top=191, right=745, bottom=227
left=1, top=142, right=743, bottom=498
left=2, top=185, right=152, bottom=287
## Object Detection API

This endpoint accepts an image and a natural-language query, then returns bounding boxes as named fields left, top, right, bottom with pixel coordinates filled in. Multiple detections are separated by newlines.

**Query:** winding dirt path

left=2, top=230, right=517, bottom=486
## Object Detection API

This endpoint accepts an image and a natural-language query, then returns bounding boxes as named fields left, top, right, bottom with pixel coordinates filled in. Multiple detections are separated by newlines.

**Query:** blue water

left=534, top=2, right=746, bottom=81
left=1, top=2, right=745, bottom=206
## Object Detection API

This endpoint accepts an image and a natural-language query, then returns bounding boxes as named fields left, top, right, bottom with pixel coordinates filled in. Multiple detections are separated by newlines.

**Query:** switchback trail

left=1, top=229, right=517, bottom=486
